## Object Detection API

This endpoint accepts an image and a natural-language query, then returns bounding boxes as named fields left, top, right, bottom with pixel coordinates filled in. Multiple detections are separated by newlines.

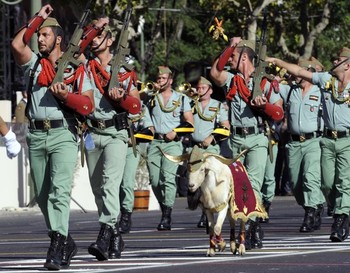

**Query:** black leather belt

left=324, top=129, right=349, bottom=139
left=234, top=126, right=256, bottom=136
left=290, top=132, right=319, bottom=142
left=154, top=133, right=166, bottom=140
left=29, top=119, right=65, bottom=130
left=89, top=119, right=115, bottom=129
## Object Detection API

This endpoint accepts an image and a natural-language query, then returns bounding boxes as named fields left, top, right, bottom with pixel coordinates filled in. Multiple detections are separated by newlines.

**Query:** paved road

left=0, top=196, right=350, bottom=273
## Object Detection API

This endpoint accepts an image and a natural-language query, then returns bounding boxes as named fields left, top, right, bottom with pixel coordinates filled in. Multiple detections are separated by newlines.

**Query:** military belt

left=234, top=126, right=257, bottom=136
left=290, top=132, right=320, bottom=142
left=29, top=119, right=65, bottom=130
left=89, top=118, right=114, bottom=129
left=324, top=129, right=349, bottom=139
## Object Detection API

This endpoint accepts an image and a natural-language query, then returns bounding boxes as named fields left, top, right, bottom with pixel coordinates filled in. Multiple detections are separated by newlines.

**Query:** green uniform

left=223, top=73, right=281, bottom=202
left=23, top=52, right=93, bottom=236
left=191, top=98, right=228, bottom=154
left=312, top=72, right=350, bottom=215
left=279, top=83, right=325, bottom=209
left=86, top=58, right=135, bottom=226
left=147, top=91, right=192, bottom=208
left=120, top=104, right=153, bottom=213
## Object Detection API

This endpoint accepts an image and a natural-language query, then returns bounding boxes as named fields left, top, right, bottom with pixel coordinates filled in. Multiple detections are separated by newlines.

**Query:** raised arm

left=266, top=57, right=313, bottom=83
left=11, top=4, right=53, bottom=65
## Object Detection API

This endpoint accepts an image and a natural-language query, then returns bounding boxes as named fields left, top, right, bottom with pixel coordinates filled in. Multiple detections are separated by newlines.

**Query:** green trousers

left=120, top=146, right=141, bottom=213
left=286, top=138, right=325, bottom=208
left=147, top=139, right=183, bottom=208
left=27, top=128, right=78, bottom=236
left=230, top=133, right=268, bottom=202
left=320, top=137, right=350, bottom=215
left=86, top=133, right=127, bottom=226
left=261, top=143, right=278, bottom=204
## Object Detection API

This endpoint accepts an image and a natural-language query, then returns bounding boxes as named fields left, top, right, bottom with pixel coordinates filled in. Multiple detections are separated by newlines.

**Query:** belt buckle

left=43, top=119, right=51, bottom=130
left=299, top=135, right=305, bottom=142
left=242, top=127, right=248, bottom=136
left=98, top=120, right=106, bottom=129
left=331, top=130, right=337, bottom=139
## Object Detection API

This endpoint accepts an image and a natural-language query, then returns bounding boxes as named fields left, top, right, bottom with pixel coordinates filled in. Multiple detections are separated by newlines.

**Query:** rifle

left=52, top=0, right=93, bottom=84
left=251, top=10, right=274, bottom=100
left=107, top=1, right=133, bottom=92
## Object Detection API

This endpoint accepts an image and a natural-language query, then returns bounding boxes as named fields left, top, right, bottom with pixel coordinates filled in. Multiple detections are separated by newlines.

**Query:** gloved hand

left=4, top=129, right=21, bottom=159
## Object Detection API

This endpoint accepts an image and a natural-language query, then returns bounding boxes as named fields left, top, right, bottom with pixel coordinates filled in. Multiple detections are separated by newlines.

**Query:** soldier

left=147, top=66, right=194, bottom=231
left=11, top=4, right=95, bottom=270
left=83, top=18, right=141, bottom=261
left=279, top=59, right=325, bottom=232
left=189, top=76, right=230, bottom=227
left=267, top=47, right=350, bottom=242
left=0, top=116, right=21, bottom=159
left=119, top=103, right=154, bottom=234
left=210, top=37, right=284, bottom=249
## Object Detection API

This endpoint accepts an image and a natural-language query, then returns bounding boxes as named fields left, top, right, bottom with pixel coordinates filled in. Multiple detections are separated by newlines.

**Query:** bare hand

left=251, top=95, right=267, bottom=109
left=230, top=37, right=241, bottom=47
left=95, top=17, right=109, bottom=28
left=109, top=87, right=125, bottom=101
left=38, top=4, right=53, bottom=19
left=165, top=131, right=177, bottom=142
left=49, top=82, right=69, bottom=101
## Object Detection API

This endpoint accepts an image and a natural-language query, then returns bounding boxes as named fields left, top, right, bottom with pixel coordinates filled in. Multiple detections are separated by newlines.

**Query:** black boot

left=109, top=223, right=125, bottom=259
left=119, top=210, right=132, bottom=234
left=197, top=212, right=207, bottom=228
left=299, top=207, right=316, bottom=232
left=157, top=205, right=172, bottom=231
left=61, top=233, right=77, bottom=269
left=44, top=231, right=66, bottom=270
left=314, top=204, right=324, bottom=230
left=251, top=220, right=263, bottom=249
left=260, top=201, right=271, bottom=223
left=330, top=214, right=349, bottom=242
left=88, top=224, right=113, bottom=261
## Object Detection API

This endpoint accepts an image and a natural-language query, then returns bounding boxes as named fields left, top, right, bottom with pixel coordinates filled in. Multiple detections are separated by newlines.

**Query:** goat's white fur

left=188, top=156, right=246, bottom=256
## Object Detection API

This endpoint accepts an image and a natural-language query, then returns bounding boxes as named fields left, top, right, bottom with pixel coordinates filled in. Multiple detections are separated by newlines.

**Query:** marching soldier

left=11, top=4, right=95, bottom=270
left=210, top=37, right=284, bottom=249
left=147, top=66, right=194, bottom=231
left=83, top=18, right=141, bottom=261
left=279, top=59, right=325, bottom=232
left=267, top=47, right=350, bottom=242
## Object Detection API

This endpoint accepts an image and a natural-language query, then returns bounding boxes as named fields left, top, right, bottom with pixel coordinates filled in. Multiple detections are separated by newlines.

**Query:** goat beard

left=187, top=187, right=202, bottom=210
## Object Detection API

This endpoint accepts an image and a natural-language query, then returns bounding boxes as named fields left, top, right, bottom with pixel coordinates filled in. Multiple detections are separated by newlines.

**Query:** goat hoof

left=206, top=248, right=216, bottom=257
left=238, top=244, right=246, bottom=256
left=230, top=241, right=237, bottom=255
left=216, top=240, right=226, bottom=252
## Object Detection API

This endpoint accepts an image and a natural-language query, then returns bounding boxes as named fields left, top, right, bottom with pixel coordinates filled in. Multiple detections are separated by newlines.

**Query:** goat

left=159, top=145, right=266, bottom=257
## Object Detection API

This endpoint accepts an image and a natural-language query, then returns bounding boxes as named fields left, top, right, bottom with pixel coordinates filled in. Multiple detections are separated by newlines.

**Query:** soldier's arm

left=266, top=57, right=313, bottom=82
left=11, top=4, right=53, bottom=65
left=183, top=110, right=194, bottom=126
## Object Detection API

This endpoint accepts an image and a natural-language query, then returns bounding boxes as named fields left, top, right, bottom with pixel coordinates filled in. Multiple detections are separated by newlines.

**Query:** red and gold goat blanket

left=229, top=160, right=267, bottom=221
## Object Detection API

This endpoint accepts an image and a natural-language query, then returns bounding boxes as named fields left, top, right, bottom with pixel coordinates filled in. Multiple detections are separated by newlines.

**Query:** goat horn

left=157, top=146, right=190, bottom=162
left=205, top=146, right=256, bottom=165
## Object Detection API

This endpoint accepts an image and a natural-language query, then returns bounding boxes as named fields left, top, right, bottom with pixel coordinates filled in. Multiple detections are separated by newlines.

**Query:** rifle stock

left=107, top=2, right=133, bottom=92
left=52, top=0, right=93, bottom=85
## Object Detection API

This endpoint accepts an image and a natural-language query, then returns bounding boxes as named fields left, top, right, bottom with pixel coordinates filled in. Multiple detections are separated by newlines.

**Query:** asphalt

left=0, top=196, right=350, bottom=273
